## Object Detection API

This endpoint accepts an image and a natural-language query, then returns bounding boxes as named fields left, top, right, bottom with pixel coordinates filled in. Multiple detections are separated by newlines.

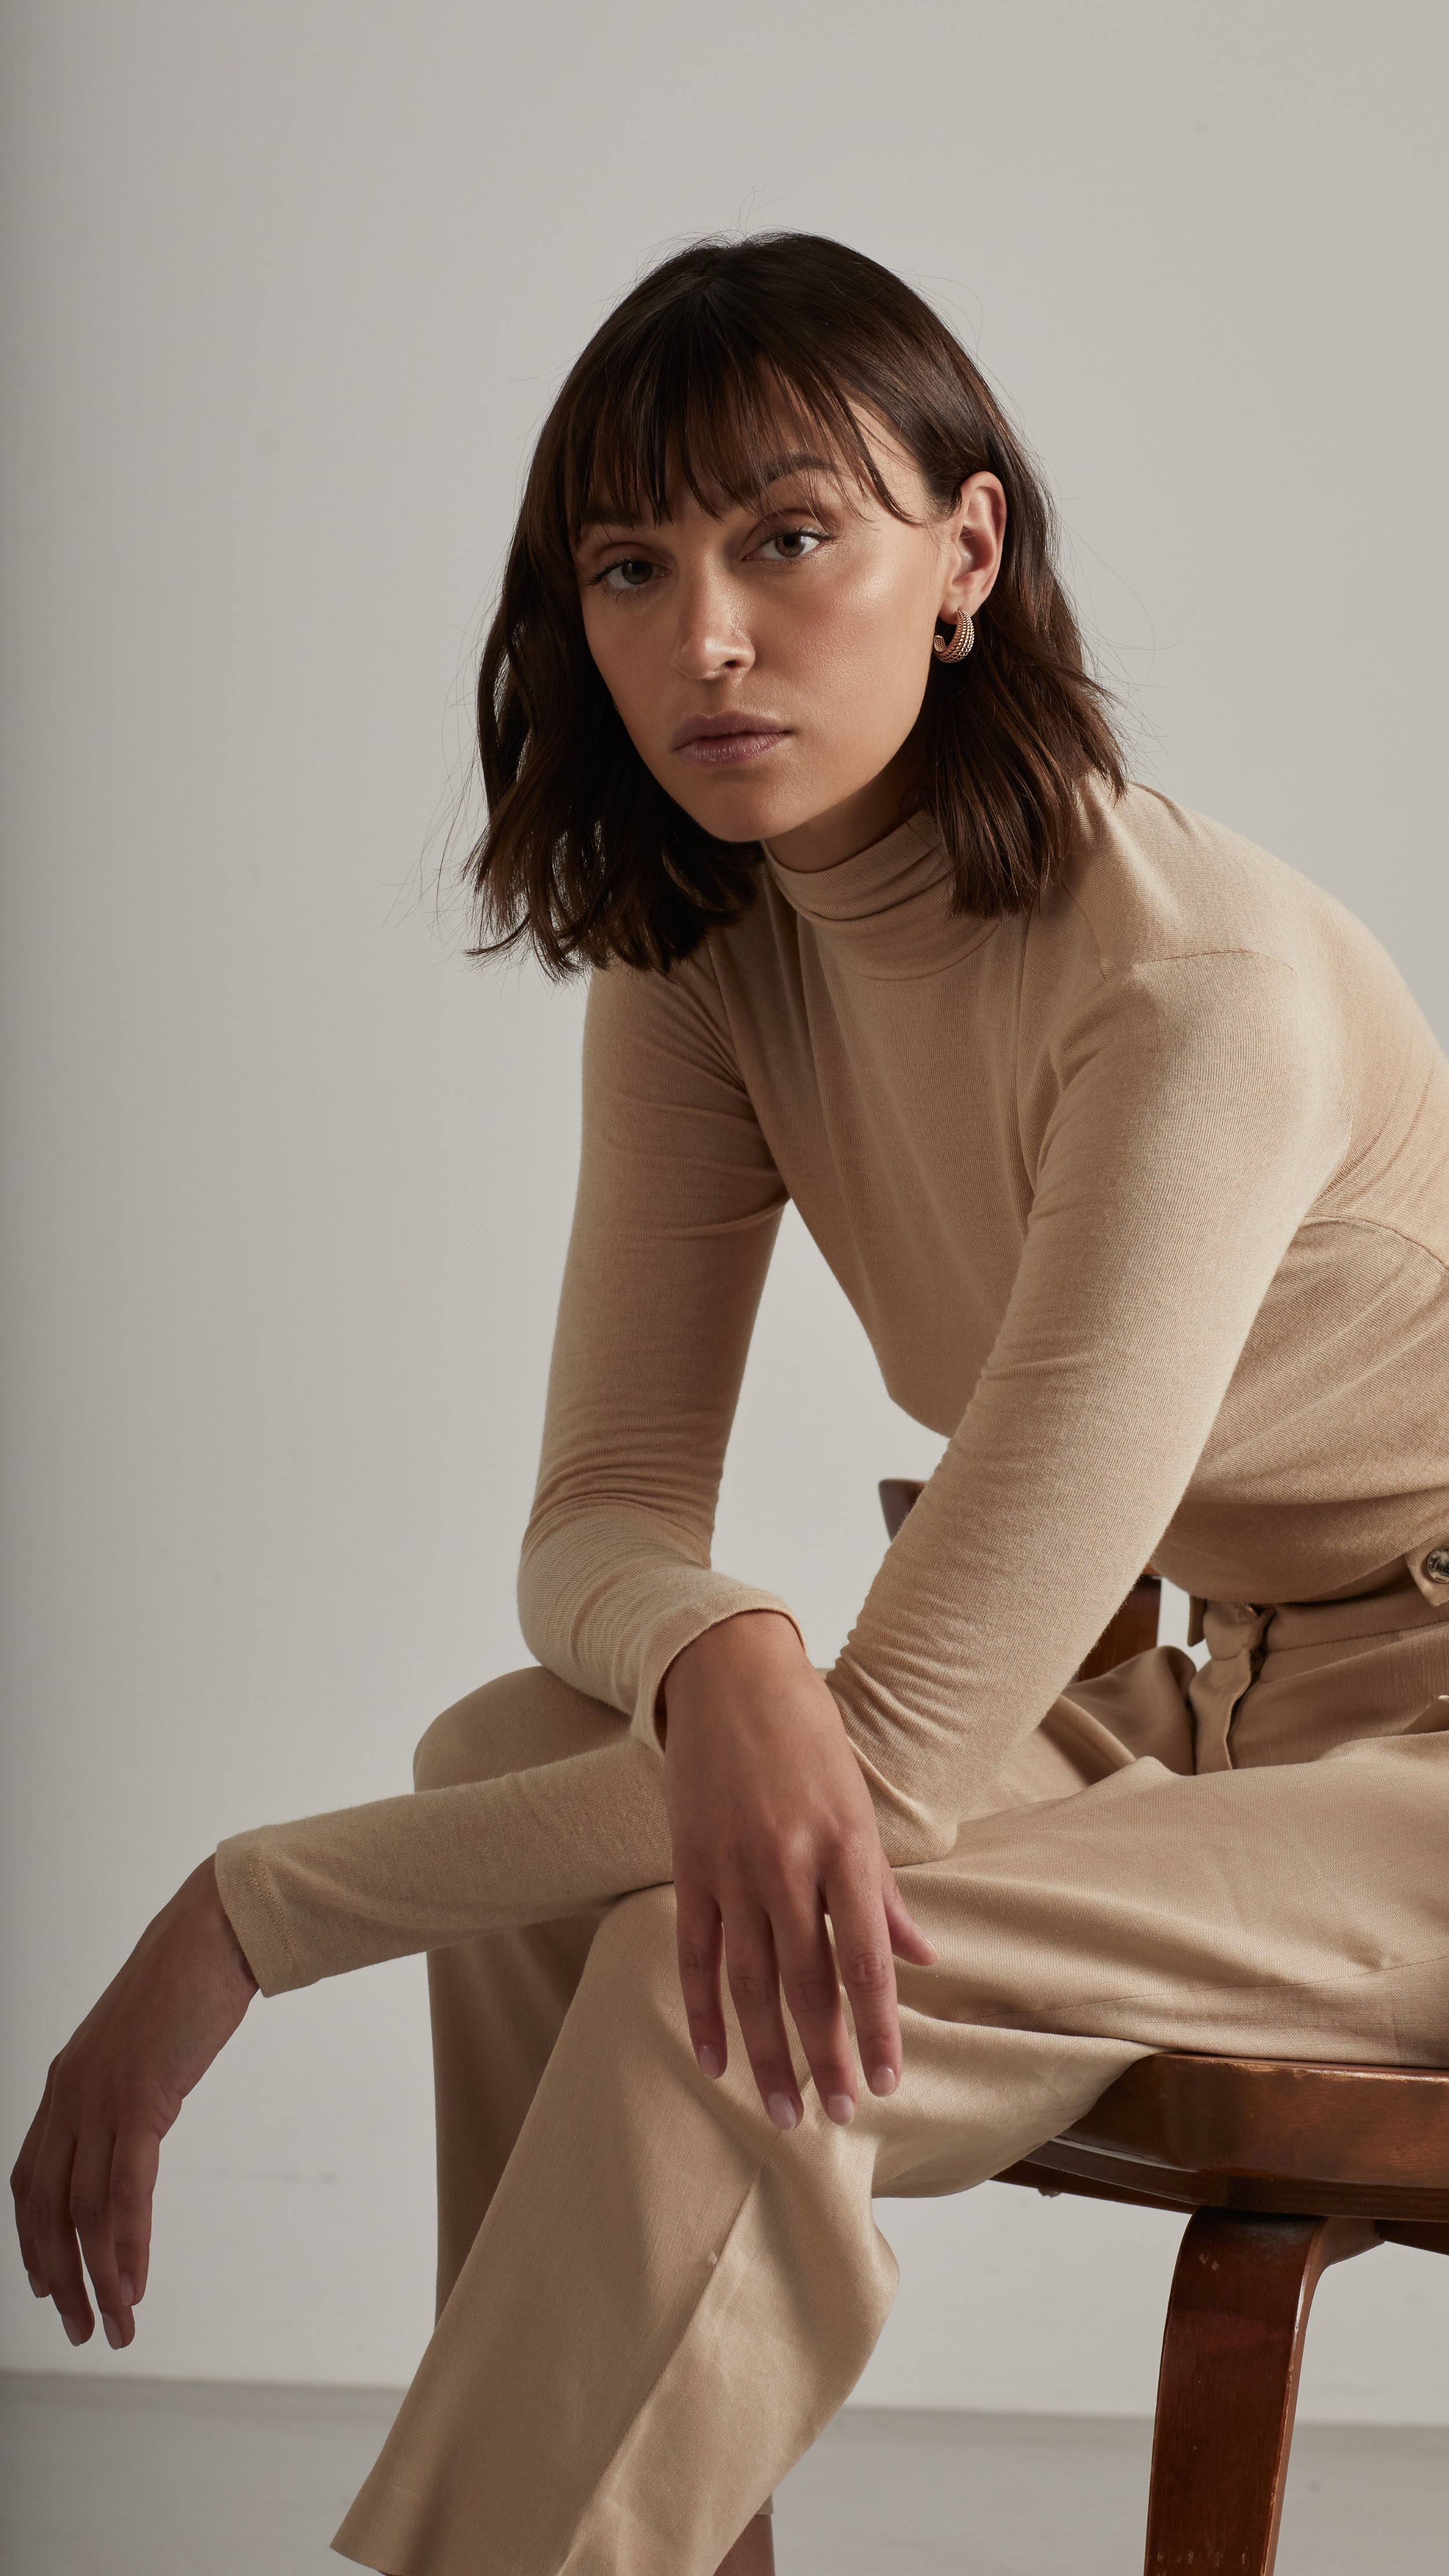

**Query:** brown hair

left=468, top=233, right=1124, bottom=976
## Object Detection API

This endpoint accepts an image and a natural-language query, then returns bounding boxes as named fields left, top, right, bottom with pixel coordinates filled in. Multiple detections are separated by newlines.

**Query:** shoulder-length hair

left=469, top=232, right=1124, bottom=976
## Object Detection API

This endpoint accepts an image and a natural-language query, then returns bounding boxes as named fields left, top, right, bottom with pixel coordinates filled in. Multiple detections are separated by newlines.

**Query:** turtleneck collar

left=760, top=809, right=997, bottom=980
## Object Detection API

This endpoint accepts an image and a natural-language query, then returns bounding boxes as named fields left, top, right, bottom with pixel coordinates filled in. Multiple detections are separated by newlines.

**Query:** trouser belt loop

left=1189, top=1601, right=1273, bottom=1774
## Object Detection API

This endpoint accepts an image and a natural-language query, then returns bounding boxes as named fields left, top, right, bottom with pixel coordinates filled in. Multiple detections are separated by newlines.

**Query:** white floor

left=2, top=2374, right=1445, bottom=2574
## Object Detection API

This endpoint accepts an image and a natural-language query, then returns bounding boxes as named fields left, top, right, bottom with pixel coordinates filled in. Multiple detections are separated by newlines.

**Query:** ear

left=938, top=471, right=1007, bottom=623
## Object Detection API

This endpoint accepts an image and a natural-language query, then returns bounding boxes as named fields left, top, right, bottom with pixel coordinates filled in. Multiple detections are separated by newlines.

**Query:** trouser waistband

left=1187, top=1545, right=1449, bottom=1774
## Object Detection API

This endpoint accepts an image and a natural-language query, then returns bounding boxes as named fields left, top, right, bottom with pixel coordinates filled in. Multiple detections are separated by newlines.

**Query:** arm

left=514, top=952, right=804, bottom=1726
left=825, top=949, right=1349, bottom=1856
left=518, top=955, right=937, bottom=2126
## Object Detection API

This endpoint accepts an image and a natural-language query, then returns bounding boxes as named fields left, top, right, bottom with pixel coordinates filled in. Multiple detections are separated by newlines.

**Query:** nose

left=670, top=569, right=754, bottom=682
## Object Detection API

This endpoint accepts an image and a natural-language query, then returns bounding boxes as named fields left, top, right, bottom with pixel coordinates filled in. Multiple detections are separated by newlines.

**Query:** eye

left=597, top=556, right=658, bottom=594
left=757, top=525, right=827, bottom=563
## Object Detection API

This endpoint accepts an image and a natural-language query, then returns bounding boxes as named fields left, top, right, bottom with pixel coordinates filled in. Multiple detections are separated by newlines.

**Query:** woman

left=12, top=233, right=1449, bottom=2576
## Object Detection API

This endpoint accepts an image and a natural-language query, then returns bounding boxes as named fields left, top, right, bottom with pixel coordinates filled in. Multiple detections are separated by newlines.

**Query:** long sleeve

left=825, top=950, right=1350, bottom=1858
left=516, top=951, right=803, bottom=1735
left=215, top=1737, right=675, bottom=1996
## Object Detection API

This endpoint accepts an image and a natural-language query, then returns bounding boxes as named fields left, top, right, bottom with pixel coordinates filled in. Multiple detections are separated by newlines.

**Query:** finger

left=770, top=1895, right=859, bottom=2126
left=111, top=2125, right=160, bottom=2308
left=824, top=1864, right=902, bottom=2101
left=722, top=1902, right=801, bottom=2131
left=30, top=2126, right=93, bottom=2345
left=12, top=2079, right=58, bottom=2297
left=675, top=1879, right=727, bottom=2080
left=882, top=1869, right=938, bottom=1967
left=70, top=2125, right=133, bottom=2348
left=13, top=2192, right=50, bottom=2301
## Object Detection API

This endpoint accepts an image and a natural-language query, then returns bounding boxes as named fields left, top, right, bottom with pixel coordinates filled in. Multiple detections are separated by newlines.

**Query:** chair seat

left=997, top=2051, right=1449, bottom=2238
left=1073, top=2051, right=1449, bottom=2187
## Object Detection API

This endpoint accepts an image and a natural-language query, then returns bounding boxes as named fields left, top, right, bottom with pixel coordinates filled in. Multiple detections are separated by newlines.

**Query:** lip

left=670, top=712, right=791, bottom=768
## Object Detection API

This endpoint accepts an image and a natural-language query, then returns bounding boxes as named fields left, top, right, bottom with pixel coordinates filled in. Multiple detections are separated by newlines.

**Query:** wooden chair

left=878, top=1478, right=1449, bottom=2576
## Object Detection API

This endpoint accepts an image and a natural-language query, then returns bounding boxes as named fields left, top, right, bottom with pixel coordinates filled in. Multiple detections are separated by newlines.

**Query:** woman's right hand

left=661, top=1609, right=935, bottom=2131
left=10, top=1857, right=258, bottom=2351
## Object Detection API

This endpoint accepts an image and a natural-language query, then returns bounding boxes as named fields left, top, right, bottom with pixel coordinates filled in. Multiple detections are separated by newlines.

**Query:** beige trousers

left=217, top=1573, right=1449, bottom=2576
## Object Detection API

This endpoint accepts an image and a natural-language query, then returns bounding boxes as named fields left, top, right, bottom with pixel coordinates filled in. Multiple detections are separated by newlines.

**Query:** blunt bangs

left=560, top=325, right=912, bottom=549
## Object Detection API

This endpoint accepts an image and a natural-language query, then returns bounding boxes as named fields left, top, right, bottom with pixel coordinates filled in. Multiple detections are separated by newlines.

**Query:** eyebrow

left=577, top=452, right=846, bottom=534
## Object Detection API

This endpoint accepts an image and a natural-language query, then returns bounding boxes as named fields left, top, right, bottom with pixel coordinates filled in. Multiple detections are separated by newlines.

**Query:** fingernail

left=696, top=2045, right=722, bottom=2080
left=119, top=2275, right=136, bottom=2306
left=826, top=2093, right=856, bottom=2126
left=64, top=2316, right=87, bottom=2346
left=767, top=2092, right=799, bottom=2131
left=869, top=2064, right=899, bottom=2096
left=102, top=2313, right=125, bottom=2351
left=27, top=2271, right=48, bottom=2299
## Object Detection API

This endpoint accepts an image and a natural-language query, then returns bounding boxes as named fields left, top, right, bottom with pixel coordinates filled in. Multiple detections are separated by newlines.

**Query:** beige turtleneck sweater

left=214, top=777, right=1449, bottom=1989
left=518, top=777, right=1449, bottom=1860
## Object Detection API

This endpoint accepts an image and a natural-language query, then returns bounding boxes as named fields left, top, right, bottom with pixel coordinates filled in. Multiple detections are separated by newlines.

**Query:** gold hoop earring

left=933, top=609, right=975, bottom=664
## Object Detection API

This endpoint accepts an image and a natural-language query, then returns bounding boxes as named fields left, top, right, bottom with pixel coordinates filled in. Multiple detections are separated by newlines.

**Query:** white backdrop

left=2, top=1, right=1446, bottom=2421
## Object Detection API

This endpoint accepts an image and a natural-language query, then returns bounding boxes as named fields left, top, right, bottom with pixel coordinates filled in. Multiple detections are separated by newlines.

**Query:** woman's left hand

left=10, top=1857, right=258, bottom=2351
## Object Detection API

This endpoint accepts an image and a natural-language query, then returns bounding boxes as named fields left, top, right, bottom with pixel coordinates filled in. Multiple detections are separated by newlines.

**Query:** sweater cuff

left=632, top=1585, right=807, bottom=1753
left=214, top=1829, right=307, bottom=1998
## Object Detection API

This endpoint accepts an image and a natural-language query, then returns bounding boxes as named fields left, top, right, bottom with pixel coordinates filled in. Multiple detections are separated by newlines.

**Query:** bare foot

left=10, top=1857, right=257, bottom=2349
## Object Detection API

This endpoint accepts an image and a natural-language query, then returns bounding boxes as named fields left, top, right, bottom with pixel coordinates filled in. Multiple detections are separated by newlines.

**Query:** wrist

left=660, top=1609, right=804, bottom=1730
left=189, top=1857, right=260, bottom=1996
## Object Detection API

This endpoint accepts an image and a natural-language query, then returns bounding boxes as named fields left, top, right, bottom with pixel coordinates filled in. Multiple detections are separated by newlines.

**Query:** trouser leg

left=332, top=1879, right=1141, bottom=2576
left=427, top=1915, right=601, bottom=2317
left=893, top=1734, right=1449, bottom=2069
left=411, top=1671, right=626, bottom=2314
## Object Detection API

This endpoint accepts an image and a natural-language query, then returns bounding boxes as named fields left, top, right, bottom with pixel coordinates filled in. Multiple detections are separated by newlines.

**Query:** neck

left=765, top=739, right=920, bottom=874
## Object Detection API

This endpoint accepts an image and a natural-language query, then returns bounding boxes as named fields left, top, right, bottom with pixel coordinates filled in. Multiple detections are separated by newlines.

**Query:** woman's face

left=574, top=425, right=1006, bottom=872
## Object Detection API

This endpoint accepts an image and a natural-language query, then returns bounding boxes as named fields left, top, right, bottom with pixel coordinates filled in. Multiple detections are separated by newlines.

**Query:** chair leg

left=1143, top=2208, right=1378, bottom=2576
